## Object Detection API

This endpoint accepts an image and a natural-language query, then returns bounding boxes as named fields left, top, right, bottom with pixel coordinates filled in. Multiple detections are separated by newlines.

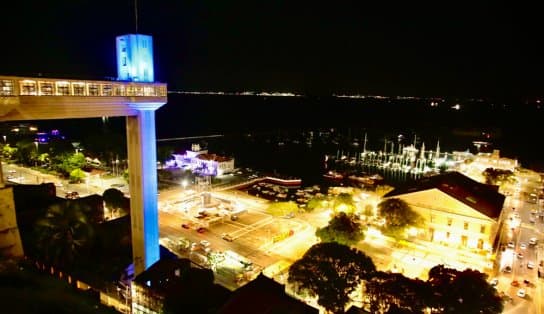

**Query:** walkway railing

left=0, top=75, right=166, bottom=97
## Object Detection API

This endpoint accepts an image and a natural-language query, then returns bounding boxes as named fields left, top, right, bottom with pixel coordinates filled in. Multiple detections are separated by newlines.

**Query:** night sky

left=0, top=1, right=541, bottom=98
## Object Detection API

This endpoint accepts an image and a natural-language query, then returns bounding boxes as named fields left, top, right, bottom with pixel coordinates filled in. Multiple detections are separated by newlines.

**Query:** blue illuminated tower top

left=116, top=34, right=155, bottom=82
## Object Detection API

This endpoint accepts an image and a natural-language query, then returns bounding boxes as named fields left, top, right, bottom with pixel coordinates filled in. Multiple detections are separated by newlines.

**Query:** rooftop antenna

left=134, top=0, right=139, bottom=33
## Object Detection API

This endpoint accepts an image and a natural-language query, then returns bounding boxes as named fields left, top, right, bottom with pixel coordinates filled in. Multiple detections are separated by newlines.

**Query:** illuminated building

left=472, top=149, right=518, bottom=172
left=168, top=144, right=235, bottom=176
left=117, top=34, right=155, bottom=82
left=384, top=172, right=505, bottom=271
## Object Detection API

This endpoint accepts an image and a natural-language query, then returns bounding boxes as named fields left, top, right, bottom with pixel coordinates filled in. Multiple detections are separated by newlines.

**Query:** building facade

left=384, top=172, right=505, bottom=266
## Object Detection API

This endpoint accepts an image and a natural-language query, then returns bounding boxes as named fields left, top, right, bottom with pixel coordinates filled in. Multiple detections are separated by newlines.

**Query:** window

left=102, top=84, right=112, bottom=96
left=480, top=225, right=485, bottom=233
left=464, top=222, right=469, bottom=230
left=446, top=232, right=450, bottom=239
left=56, top=82, right=70, bottom=95
left=72, top=83, right=85, bottom=96
left=430, top=215, right=435, bottom=223
left=39, top=82, right=54, bottom=95
left=0, top=79, right=14, bottom=96
left=87, top=84, right=100, bottom=96
left=114, top=85, right=125, bottom=96
left=447, top=218, right=452, bottom=227
left=20, top=80, right=37, bottom=95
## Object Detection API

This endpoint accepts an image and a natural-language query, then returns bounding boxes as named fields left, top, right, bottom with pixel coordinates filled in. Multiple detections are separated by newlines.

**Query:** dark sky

left=0, top=1, right=541, bottom=98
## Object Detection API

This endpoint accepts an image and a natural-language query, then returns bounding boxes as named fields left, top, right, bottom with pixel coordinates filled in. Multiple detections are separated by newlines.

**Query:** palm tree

left=35, top=201, right=94, bottom=270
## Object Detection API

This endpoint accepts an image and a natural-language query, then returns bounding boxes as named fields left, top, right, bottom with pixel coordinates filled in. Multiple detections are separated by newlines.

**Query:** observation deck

left=0, top=75, right=167, bottom=121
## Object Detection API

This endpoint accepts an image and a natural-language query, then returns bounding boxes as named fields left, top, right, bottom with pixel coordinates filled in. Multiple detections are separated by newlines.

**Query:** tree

left=1, top=144, right=17, bottom=160
left=482, top=168, right=515, bottom=186
left=34, top=201, right=94, bottom=270
left=377, top=198, right=421, bottom=237
left=288, top=242, right=376, bottom=313
left=103, top=188, right=125, bottom=211
left=427, top=265, right=503, bottom=314
left=316, top=212, right=366, bottom=246
left=69, top=168, right=87, bottom=183
left=333, top=193, right=356, bottom=214
left=365, top=271, right=430, bottom=314
left=266, top=201, right=298, bottom=217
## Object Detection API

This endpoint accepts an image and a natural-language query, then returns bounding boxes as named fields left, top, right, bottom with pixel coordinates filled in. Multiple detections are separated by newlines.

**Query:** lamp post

left=2, top=135, right=6, bottom=144
left=33, top=141, right=38, bottom=167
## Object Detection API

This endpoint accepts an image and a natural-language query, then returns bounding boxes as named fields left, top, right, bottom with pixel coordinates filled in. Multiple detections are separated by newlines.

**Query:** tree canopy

left=34, top=201, right=94, bottom=270
left=332, top=193, right=356, bottom=214
left=482, top=168, right=516, bottom=186
left=377, top=198, right=421, bottom=237
left=316, top=212, right=366, bottom=246
left=288, top=242, right=376, bottom=313
left=427, top=265, right=503, bottom=314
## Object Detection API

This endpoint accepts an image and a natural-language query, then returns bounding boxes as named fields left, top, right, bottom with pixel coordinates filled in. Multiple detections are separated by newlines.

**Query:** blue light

left=116, top=34, right=155, bottom=82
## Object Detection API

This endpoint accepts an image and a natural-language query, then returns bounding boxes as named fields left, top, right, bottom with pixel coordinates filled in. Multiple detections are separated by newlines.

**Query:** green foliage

left=306, top=195, right=327, bottom=212
left=482, top=167, right=516, bottom=186
left=34, top=201, right=94, bottom=270
left=377, top=198, right=422, bottom=237
left=266, top=201, right=298, bottom=216
left=365, top=271, right=430, bottom=314
left=122, top=168, right=129, bottom=183
left=316, top=212, right=366, bottom=246
left=1, top=144, right=17, bottom=160
left=427, top=265, right=503, bottom=314
left=333, top=192, right=356, bottom=214
left=288, top=242, right=376, bottom=314
left=69, top=168, right=87, bottom=183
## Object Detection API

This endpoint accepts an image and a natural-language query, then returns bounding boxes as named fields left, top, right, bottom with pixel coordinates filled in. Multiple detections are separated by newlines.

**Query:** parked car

left=527, top=261, right=535, bottom=269
left=517, top=289, right=526, bottom=298
left=200, top=240, right=211, bottom=247
left=222, top=233, right=234, bottom=242
left=65, top=191, right=80, bottom=199
left=490, top=278, right=499, bottom=287
left=181, top=223, right=192, bottom=229
left=196, top=227, right=206, bottom=234
left=529, top=237, right=538, bottom=245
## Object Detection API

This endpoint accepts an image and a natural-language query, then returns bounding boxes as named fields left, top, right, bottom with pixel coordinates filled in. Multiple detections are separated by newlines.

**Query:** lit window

left=446, top=232, right=450, bottom=239
left=430, top=215, right=435, bottom=223
left=480, top=225, right=485, bottom=233
left=56, top=82, right=70, bottom=95
left=464, top=222, right=468, bottom=230
left=114, top=85, right=126, bottom=96
left=447, top=218, right=452, bottom=227
left=0, top=79, right=14, bottom=96
left=102, top=84, right=113, bottom=96
left=72, top=83, right=85, bottom=96
left=20, top=80, right=37, bottom=95
left=39, top=82, right=54, bottom=95
left=88, top=84, right=100, bottom=96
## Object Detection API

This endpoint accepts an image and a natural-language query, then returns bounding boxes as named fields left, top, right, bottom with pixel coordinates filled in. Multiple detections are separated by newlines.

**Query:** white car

left=200, top=240, right=211, bottom=247
left=529, top=237, right=538, bottom=245
left=507, top=241, right=515, bottom=249
left=490, top=278, right=499, bottom=286
left=527, top=261, right=535, bottom=269
left=517, top=288, right=526, bottom=298
left=520, top=242, right=527, bottom=250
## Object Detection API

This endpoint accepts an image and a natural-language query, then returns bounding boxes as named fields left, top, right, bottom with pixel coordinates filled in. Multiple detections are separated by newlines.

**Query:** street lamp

left=2, top=135, right=6, bottom=144
left=33, top=141, right=38, bottom=167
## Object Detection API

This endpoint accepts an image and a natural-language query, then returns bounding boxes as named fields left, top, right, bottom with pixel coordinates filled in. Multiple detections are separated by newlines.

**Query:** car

left=528, top=261, right=535, bottom=269
left=503, top=266, right=512, bottom=273
left=490, top=278, right=499, bottom=286
left=222, top=233, right=234, bottom=242
left=523, top=279, right=530, bottom=285
left=507, top=241, right=515, bottom=249
left=7, top=170, right=16, bottom=174
left=200, top=240, right=210, bottom=247
left=181, top=223, right=191, bottom=229
left=517, top=288, right=526, bottom=298
left=517, top=252, right=524, bottom=259
left=530, top=217, right=536, bottom=223
left=196, top=227, right=206, bottom=234
left=65, top=191, right=80, bottom=199
left=520, top=242, right=527, bottom=250
left=529, top=237, right=538, bottom=245
left=231, top=215, right=239, bottom=221
left=511, top=280, right=520, bottom=287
